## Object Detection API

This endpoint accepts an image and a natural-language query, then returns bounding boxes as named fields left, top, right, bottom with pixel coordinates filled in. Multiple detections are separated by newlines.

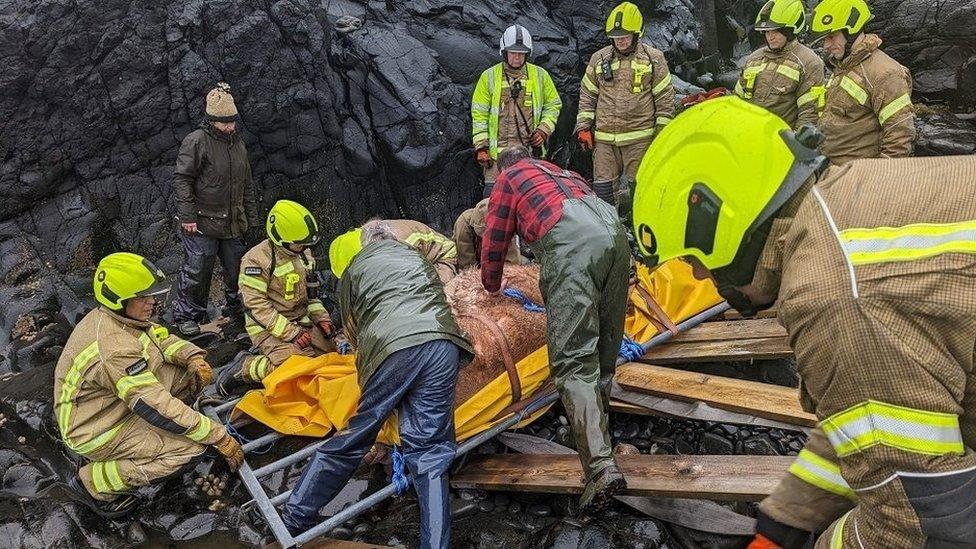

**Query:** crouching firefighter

left=218, top=200, right=336, bottom=395
left=281, top=223, right=473, bottom=547
left=55, top=252, right=243, bottom=516
left=632, top=96, right=976, bottom=548
left=481, top=146, right=632, bottom=514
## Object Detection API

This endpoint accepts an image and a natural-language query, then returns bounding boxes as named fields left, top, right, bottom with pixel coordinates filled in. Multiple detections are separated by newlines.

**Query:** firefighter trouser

left=283, top=339, right=460, bottom=547
left=79, top=362, right=207, bottom=501
left=173, top=230, right=246, bottom=324
left=241, top=325, right=336, bottom=382
left=532, top=196, right=630, bottom=480
left=592, top=140, right=650, bottom=206
left=760, top=295, right=976, bottom=547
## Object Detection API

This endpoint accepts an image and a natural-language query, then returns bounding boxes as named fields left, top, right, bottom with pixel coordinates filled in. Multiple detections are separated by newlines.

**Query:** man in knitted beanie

left=170, top=83, right=259, bottom=336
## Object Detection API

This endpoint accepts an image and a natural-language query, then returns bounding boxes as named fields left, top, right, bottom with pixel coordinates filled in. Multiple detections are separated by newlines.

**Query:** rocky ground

left=1, top=0, right=974, bottom=547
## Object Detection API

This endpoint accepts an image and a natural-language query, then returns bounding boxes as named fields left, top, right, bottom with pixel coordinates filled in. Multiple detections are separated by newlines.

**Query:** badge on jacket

left=126, top=359, right=149, bottom=376
left=244, top=267, right=262, bottom=276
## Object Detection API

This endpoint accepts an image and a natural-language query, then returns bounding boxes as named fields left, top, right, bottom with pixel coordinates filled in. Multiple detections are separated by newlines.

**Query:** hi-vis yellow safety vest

left=471, top=62, right=562, bottom=158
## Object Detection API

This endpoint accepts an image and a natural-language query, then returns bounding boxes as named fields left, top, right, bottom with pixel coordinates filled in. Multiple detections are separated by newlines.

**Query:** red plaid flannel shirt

left=480, top=158, right=591, bottom=292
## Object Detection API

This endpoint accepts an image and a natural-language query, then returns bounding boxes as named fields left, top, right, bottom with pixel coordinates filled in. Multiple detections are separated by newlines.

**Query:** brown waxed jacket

left=238, top=239, right=331, bottom=344
left=172, top=122, right=259, bottom=238
left=54, top=307, right=224, bottom=457
left=819, top=35, right=916, bottom=166
left=453, top=199, right=521, bottom=270
left=576, top=43, right=677, bottom=146
left=735, top=39, right=825, bottom=128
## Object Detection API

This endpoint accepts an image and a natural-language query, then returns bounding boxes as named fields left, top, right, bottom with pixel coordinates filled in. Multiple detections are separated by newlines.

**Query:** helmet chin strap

left=614, top=37, right=638, bottom=56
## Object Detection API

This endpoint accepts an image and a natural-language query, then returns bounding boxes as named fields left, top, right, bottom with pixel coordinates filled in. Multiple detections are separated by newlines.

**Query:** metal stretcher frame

left=203, top=301, right=732, bottom=547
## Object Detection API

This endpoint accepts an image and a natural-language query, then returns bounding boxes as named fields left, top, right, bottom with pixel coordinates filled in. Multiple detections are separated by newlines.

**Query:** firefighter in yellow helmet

left=54, top=252, right=243, bottom=516
left=633, top=96, right=976, bottom=548
left=812, top=0, right=916, bottom=165
left=217, top=200, right=336, bottom=395
left=575, top=2, right=676, bottom=206
left=735, top=0, right=825, bottom=129
left=471, top=24, right=563, bottom=197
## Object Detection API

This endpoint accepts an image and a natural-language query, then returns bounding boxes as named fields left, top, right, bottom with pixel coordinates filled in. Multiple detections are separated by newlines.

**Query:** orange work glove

left=476, top=148, right=493, bottom=168
left=317, top=319, right=334, bottom=338
left=213, top=433, right=244, bottom=472
left=292, top=329, right=313, bottom=350
left=530, top=129, right=548, bottom=147
left=746, top=534, right=781, bottom=549
left=576, top=129, right=594, bottom=151
left=187, top=355, right=213, bottom=394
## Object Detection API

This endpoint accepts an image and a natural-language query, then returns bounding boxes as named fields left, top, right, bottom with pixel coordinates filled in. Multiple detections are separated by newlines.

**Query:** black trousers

left=171, top=229, right=246, bottom=324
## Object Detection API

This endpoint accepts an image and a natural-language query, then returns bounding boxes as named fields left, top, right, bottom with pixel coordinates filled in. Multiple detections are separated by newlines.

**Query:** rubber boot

left=216, top=351, right=259, bottom=397
left=592, top=179, right=616, bottom=207
left=66, top=476, right=140, bottom=518
left=578, top=461, right=627, bottom=516
left=413, top=471, right=451, bottom=549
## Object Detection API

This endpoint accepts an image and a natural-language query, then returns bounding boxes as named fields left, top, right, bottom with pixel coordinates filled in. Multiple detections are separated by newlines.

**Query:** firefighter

left=217, top=200, right=335, bottom=395
left=575, top=2, right=676, bottom=206
left=283, top=224, right=473, bottom=548
left=361, top=218, right=459, bottom=283
left=736, top=0, right=825, bottom=128
left=453, top=198, right=522, bottom=270
left=471, top=24, right=562, bottom=197
left=55, top=252, right=243, bottom=516
left=632, top=96, right=976, bottom=548
left=812, top=0, right=916, bottom=165
left=481, top=145, right=631, bottom=514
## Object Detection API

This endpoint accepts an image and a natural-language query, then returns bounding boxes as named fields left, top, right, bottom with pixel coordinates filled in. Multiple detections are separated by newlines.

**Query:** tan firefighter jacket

left=819, top=34, right=916, bottom=166
left=54, top=307, right=224, bottom=457
left=453, top=198, right=521, bottom=269
left=384, top=219, right=458, bottom=270
left=238, top=239, right=331, bottom=342
left=735, top=39, right=825, bottom=128
left=576, top=43, right=676, bottom=146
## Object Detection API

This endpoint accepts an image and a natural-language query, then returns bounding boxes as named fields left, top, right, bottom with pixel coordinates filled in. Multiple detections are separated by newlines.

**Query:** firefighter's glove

left=576, top=129, right=594, bottom=151
left=530, top=129, right=548, bottom=147
left=476, top=148, right=493, bottom=168
left=213, top=433, right=244, bottom=472
left=187, top=355, right=213, bottom=394
left=293, top=329, right=313, bottom=350
left=317, top=319, right=335, bottom=339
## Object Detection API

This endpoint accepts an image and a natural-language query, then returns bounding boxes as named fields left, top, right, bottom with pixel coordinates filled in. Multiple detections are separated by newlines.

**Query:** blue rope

left=618, top=335, right=646, bottom=362
left=224, top=421, right=276, bottom=455
left=502, top=287, right=545, bottom=313
left=391, top=446, right=409, bottom=496
left=337, top=341, right=352, bottom=355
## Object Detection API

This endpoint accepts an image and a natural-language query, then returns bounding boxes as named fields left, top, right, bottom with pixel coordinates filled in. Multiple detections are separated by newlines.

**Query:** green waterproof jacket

left=338, top=240, right=473, bottom=387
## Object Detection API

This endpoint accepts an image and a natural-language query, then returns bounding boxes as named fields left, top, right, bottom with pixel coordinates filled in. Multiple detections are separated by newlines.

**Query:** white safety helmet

left=499, top=24, right=533, bottom=57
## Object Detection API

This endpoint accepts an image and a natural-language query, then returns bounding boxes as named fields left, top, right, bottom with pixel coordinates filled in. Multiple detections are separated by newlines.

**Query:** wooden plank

left=640, top=335, right=793, bottom=364
left=610, top=398, right=660, bottom=417
left=666, top=318, right=786, bottom=343
left=722, top=307, right=778, bottom=320
left=267, top=539, right=392, bottom=549
left=453, top=454, right=792, bottom=501
left=616, top=363, right=816, bottom=427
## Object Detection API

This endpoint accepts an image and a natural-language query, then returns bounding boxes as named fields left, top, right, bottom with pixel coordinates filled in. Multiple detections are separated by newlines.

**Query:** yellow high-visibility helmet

left=329, top=228, right=363, bottom=278
left=631, top=96, right=826, bottom=284
left=810, top=0, right=872, bottom=38
left=755, top=0, right=807, bottom=35
left=606, top=2, right=644, bottom=38
left=93, top=252, right=170, bottom=311
left=267, top=200, right=319, bottom=247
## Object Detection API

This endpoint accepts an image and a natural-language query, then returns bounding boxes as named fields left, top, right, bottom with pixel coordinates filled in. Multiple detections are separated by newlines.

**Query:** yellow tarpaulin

left=234, top=259, right=723, bottom=442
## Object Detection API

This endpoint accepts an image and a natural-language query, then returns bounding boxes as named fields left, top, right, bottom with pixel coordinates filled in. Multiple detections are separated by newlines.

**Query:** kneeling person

left=55, top=252, right=243, bottom=516
left=219, top=200, right=336, bottom=394
left=282, top=224, right=472, bottom=547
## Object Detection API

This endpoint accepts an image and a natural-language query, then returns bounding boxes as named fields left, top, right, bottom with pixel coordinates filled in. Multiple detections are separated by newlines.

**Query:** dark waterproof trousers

left=282, top=339, right=460, bottom=548
left=532, top=196, right=630, bottom=480
left=172, top=229, right=246, bottom=324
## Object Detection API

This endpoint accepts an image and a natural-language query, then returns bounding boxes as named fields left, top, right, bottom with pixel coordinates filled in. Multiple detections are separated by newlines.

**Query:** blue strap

left=502, top=287, right=545, bottom=313
left=337, top=341, right=352, bottom=355
left=618, top=335, right=646, bottom=362
left=391, top=446, right=409, bottom=495
left=224, top=421, right=276, bottom=455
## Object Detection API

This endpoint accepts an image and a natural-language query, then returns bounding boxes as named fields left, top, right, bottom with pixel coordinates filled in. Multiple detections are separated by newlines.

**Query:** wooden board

left=665, top=318, right=786, bottom=343
left=268, top=539, right=392, bottom=549
left=616, top=363, right=816, bottom=427
left=453, top=454, right=793, bottom=501
left=610, top=398, right=660, bottom=417
left=640, top=318, right=793, bottom=365
left=722, top=308, right=779, bottom=320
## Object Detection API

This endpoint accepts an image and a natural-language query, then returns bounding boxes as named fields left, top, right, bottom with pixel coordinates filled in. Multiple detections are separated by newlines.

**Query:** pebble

left=536, top=427, right=552, bottom=440
left=353, top=522, right=371, bottom=535
left=528, top=503, right=552, bottom=517
left=458, top=489, right=478, bottom=501
left=493, top=494, right=510, bottom=507
left=558, top=415, right=568, bottom=426
left=17, top=436, right=25, bottom=444
left=452, top=500, right=479, bottom=519
left=507, top=501, right=522, bottom=514
left=613, top=442, right=640, bottom=455
left=331, top=526, right=353, bottom=540
left=622, top=423, right=640, bottom=439
left=743, top=435, right=779, bottom=455
left=478, top=499, right=495, bottom=513
left=126, top=522, right=147, bottom=544
left=699, top=432, right=734, bottom=455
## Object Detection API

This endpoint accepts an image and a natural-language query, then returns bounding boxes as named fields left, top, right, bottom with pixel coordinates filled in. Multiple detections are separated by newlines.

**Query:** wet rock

left=330, top=526, right=353, bottom=540
left=478, top=499, right=495, bottom=513
left=169, top=512, right=217, bottom=541
left=699, top=432, right=734, bottom=455
left=127, top=522, right=147, bottom=544
left=528, top=503, right=553, bottom=518
left=353, top=522, right=371, bottom=536
left=613, top=442, right=640, bottom=456
left=915, top=113, right=976, bottom=156
left=451, top=499, right=480, bottom=520
left=742, top=435, right=779, bottom=456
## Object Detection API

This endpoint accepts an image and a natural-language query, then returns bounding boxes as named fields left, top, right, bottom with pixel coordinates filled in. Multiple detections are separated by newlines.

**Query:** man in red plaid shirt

left=480, top=146, right=631, bottom=514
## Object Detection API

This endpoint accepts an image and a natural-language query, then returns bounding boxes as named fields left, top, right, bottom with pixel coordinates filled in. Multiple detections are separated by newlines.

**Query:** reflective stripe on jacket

left=471, top=62, right=562, bottom=158
left=575, top=43, right=676, bottom=145
left=735, top=39, right=825, bottom=128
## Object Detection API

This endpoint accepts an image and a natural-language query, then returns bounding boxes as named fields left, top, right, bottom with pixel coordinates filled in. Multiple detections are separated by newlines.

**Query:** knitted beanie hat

left=205, top=82, right=238, bottom=121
